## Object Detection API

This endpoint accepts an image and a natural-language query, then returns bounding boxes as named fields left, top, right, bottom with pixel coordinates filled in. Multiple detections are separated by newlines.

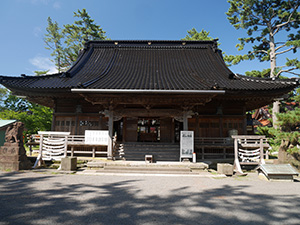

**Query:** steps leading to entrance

left=103, top=166, right=191, bottom=174
left=86, top=161, right=209, bottom=174
left=118, top=142, right=180, bottom=161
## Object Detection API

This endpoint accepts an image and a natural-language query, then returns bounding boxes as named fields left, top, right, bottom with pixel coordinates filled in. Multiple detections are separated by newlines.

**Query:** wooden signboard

left=85, top=130, right=109, bottom=145
left=180, top=131, right=194, bottom=161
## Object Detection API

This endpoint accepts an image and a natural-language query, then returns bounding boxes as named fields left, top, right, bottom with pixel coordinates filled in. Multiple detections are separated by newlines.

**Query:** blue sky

left=0, top=0, right=294, bottom=77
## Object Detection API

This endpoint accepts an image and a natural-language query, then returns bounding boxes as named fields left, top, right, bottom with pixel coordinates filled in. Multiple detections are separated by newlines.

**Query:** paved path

left=0, top=170, right=300, bottom=225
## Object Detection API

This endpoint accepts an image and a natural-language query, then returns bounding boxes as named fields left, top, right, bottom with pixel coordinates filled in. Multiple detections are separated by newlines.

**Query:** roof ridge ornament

left=212, top=39, right=219, bottom=52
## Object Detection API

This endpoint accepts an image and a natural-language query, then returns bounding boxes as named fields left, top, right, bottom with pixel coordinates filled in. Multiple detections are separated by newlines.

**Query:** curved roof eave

left=0, top=40, right=299, bottom=94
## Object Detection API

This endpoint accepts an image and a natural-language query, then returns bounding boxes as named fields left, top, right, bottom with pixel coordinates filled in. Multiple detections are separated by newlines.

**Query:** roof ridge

left=0, top=73, right=62, bottom=80
left=86, top=39, right=217, bottom=49
left=235, top=74, right=299, bottom=84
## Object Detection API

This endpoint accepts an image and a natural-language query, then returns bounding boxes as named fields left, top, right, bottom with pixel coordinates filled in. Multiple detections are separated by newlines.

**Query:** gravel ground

left=0, top=170, right=300, bottom=225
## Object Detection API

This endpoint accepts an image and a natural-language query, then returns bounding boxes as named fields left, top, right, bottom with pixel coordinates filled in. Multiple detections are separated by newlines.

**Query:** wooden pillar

left=51, top=99, right=57, bottom=131
left=107, top=108, right=114, bottom=159
left=171, top=118, right=175, bottom=143
left=219, top=116, right=224, bottom=137
left=75, top=114, right=79, bottom=135
left=195, top=115, right=199, bottom=138
left=233, top=136, right=243, bottom=174
left=64, top=134, right=68, bottom=157
left=92, top=147, right=96, bottom=158
left=183, top=111, right=188, bottom=131
left=260, top=138, right=265, bottom=164
left=243, top=106, right=247, bottom=135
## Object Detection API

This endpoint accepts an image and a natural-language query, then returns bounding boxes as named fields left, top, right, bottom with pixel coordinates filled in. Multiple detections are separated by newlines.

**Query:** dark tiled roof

left=0, top=40, right=298, bottom=93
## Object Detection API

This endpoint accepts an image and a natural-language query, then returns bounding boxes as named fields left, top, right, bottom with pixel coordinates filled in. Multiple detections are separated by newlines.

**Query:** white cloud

left=29, top=56, right=58, bottom=74
left=53, top=1, right=61, bottom=9
left=30, top=0, right=50, bottom=5
left=20, top=0, right=61, bottom=9
left=33, top=26, right=42, bottom=37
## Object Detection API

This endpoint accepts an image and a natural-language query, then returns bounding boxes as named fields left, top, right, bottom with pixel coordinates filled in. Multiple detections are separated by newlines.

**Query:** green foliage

left=245, top=69, right=271, bottom=78
left=226, top=0, right=300, bottom=77
left=182, top=28, right=215, bottom=41
left=292, top=88, right=300, bottom=102
left=0, top=88, right=8, bottom=110
left=4, top=94, right=29, bottom=112
left=44, top=8, right=107, bottom=72
left=257, top=106, right=300, bottom=154
left=44, top=17, right=65, bottom=73
left=0, top=90, right=52, bottom=136
left=34, top=70, right=49, bottom=76
left=244, top=68, right=290, bottom=78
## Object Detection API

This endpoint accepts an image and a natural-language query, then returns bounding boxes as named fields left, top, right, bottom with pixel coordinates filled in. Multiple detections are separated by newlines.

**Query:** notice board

left=85, top=130, right=109, bottom=145
left=180, top=131, right=194, bottom=160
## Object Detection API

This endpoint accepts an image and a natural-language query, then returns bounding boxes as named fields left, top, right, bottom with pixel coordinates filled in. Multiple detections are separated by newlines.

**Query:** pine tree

left=44, top=17, right=64, bottom=73
left=226, top=0, right=300, bottom=127
left=44, top=9, right=107, bottom=72
left=182, top=28, right=215, bottom=41
left=63, top=9, right=107, bottom=67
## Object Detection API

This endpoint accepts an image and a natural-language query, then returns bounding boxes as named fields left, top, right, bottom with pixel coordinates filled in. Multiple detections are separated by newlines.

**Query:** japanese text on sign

left=85, top=130, right=109, bottom=145
left=180, top=131, right=194, bottom=159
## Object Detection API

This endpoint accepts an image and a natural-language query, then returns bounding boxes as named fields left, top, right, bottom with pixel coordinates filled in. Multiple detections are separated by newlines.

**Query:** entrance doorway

left=174, top=120, right=183, bottom=142
left=137, top=118, right=160, bottom=142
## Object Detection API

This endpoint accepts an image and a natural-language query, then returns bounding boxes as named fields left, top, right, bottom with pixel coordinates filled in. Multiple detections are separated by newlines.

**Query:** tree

left=44, top=17, right=65, bottom=73
left=45, top=8, right=107, bottom=72
left=258, top=106, right=300, bottom=166
left=245, top=69, right=271, bottom=78
left=226, top=0, right=300, bottom=127
left=63, top=8, right=106, bottom=64
left=0, top=88, right=8, bottom=110
left=182, top=28, right=215, bottom=41
left=0, top=91, right=52, bottom=136
left=34, top=70, right=50, bottom=76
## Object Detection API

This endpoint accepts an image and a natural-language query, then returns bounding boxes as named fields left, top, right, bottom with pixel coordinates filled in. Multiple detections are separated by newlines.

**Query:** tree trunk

left=278, top=139, right=289, bottom=164
left=269, top=34, right=280, bottom=128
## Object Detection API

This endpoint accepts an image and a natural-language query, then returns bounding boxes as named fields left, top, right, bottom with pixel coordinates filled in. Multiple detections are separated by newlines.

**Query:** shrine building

left=0, top=40, right=298, bottom=161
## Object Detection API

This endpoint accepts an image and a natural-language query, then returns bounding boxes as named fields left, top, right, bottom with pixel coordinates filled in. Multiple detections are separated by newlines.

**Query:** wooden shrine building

left=0, top=40, right=299, bottom=160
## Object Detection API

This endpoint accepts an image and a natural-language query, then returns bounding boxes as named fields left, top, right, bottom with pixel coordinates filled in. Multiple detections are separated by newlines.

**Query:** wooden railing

left=194, top=137, right=234, bottom=159
left=194, top=137, right=270, bottom=160
left=195, top=137, right=233, bottom=146
left=27, top=134, right=270, bottom=160
left=27, top=134, right=107, bottom=158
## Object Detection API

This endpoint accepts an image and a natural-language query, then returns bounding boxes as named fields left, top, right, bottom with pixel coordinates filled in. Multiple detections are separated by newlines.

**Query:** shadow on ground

left=0, top=171, right=299, bottom=225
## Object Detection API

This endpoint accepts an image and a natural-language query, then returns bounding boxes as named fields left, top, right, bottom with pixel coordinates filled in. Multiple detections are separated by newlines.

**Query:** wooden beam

left=107, top=107, right=114, bottom=159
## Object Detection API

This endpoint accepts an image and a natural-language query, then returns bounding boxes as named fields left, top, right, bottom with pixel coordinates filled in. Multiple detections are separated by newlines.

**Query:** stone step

left=86, top=161, right=209, bottom=173
left=104, top=166, right=190, bottom=173
left=123, top=146, right=180, bottom=151
left=97, top=169, right=193, bottom=174
left=123, top=155, right=179, bottom=161
left=119, top=142, right=180, bottom=161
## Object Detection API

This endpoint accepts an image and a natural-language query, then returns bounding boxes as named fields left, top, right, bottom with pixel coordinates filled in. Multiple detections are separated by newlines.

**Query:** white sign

left=180, top=131, right=194, bottom=159
left=85, top=130, right=109, bottom=145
